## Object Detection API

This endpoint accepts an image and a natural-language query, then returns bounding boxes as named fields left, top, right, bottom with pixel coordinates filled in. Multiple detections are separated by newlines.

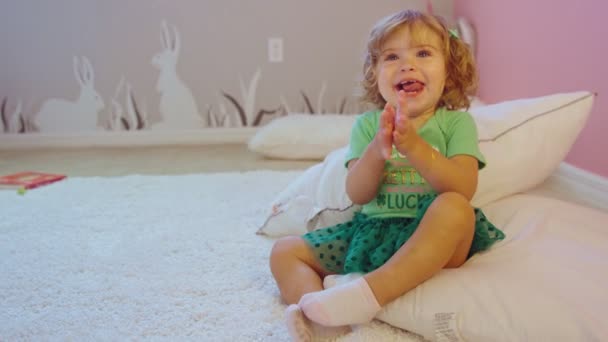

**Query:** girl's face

left=376, top=25, right=446, bottom=117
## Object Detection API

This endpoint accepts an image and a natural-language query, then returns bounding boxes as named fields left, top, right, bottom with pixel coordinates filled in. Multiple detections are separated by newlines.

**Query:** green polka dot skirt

left=302, top=194, right=505, bottom=274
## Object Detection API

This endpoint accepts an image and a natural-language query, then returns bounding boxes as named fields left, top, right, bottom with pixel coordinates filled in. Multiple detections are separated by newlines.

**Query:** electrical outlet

left=268, top=37, right=283, bottom=63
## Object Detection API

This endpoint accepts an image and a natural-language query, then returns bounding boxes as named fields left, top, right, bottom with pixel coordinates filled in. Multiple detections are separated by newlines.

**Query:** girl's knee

left=271, top=236, right=300, bottom=257
left=428, top=192, right=475, bottom=241
left=270, top=236, right=326, bottom=275
left=270, top=236, right=310, bottom=264
left=433, top=192, right=474, bottom=223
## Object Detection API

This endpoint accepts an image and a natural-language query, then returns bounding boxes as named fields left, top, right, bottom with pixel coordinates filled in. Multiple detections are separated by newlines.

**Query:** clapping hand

left=392, top=90, right=417, bottom=156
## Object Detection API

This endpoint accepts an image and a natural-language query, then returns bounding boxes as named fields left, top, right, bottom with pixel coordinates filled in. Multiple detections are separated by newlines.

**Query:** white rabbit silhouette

left=151, top=20, right=204, bottom=129
left=35, top=56, right=104, bottom=133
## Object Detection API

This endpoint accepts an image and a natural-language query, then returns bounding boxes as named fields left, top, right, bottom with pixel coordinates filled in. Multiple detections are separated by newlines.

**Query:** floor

left=2, top=144, right=607, bottom=213
left=0, top=144, right=317, bottom=177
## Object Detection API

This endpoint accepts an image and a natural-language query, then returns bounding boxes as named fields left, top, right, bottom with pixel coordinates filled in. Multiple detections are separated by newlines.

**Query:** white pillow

left=256, top=147, right=361, bottom=236
left=472, top=91, right=593, bottom=206
left=256, top=91, right=594, bottom=237
left=247, top=113, right=357, bottom=160
left=327, top=194, right=608, bottom=341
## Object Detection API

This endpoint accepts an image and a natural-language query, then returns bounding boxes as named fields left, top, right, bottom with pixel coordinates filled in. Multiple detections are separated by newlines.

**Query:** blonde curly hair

left=361, top=10, right=478, bottom=110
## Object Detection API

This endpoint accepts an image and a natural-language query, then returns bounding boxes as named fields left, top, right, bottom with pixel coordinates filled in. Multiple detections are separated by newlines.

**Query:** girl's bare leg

left=270, top=236, right=351, bottom=341
left=299, top=192, right=475, bottom=326
left=366, top=191, right=475, bottom=305
left=269, top=236, right=328, bottom=304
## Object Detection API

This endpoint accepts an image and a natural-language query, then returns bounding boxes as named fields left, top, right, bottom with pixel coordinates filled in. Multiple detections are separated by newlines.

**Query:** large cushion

left=368, top=194, right=608, bottom=341
left=256, top=91, right=594, bottom=237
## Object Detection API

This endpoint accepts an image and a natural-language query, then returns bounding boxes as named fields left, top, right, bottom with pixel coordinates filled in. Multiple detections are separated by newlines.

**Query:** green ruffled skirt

left=302, top=195, right=505, bottom=274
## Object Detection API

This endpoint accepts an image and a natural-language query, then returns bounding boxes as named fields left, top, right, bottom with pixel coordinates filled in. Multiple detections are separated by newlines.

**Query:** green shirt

left=346, top=107, right=486, bottom=218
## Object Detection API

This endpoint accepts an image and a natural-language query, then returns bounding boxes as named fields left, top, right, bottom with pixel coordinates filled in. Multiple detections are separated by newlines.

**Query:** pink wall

left=455, top=0, right=608, bottom=178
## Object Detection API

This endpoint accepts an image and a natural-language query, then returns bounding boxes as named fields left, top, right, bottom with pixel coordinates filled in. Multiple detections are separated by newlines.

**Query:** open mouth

left=395, top=80, right=425, bottom=95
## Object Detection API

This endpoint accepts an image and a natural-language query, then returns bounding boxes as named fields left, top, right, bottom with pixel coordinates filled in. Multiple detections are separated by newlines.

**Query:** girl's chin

left=390, top=98, right=422, bottom=111
left=390, top=93, right=424, bottom=106
left=396, top=103, right=434, bottom=118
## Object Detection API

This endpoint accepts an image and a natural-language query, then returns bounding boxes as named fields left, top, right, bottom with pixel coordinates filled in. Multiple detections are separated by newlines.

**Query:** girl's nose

left=400, top=57, right=415, bottom=71
left=400, top=64, right=415, bottom=72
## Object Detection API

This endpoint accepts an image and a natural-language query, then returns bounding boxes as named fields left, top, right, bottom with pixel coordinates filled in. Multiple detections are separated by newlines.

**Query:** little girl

left=270, top=9, right=505, bottom=341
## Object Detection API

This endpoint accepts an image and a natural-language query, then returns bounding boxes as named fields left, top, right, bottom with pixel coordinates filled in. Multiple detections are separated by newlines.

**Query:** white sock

left=299, top=277, right=382, bottom=326
left=285, top=304, right=350, bottom=341
left=285, top=304, right=312, bottom=342
left=323, top=273, right=364, bottom=289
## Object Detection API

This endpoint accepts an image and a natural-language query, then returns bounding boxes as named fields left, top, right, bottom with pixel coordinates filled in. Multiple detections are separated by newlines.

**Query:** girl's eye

left=384, top=53, right=398, bottom=61
left=417, top=50, right=431, bottom=57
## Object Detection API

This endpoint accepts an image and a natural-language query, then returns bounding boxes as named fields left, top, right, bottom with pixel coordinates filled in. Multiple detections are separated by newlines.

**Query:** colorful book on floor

left=0, top=171, right=67, bottom=190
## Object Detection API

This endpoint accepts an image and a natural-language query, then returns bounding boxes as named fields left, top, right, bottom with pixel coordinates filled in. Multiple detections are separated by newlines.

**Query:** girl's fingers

left=394, top=91, right=410, bottom=134
left=381, top=103, right=395, bottom=133
left=382, top=103, right=393, bottom=126
left=378, top=102, right=397, bottom=159
left=397, top=90, right=408, bottom=118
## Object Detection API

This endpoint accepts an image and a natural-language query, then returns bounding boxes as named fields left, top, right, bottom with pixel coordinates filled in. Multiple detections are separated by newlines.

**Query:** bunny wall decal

left=35, top=56, right=104, bottom=133
left=151, top=20, right=204, bottom=129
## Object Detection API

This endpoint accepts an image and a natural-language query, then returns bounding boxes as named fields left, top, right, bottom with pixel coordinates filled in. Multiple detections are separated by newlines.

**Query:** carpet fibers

left=0, top=171, right=422, bottom=341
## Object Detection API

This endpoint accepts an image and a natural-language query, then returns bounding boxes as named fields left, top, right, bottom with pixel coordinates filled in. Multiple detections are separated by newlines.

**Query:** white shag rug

left=0, top=171, right=424, bottom=341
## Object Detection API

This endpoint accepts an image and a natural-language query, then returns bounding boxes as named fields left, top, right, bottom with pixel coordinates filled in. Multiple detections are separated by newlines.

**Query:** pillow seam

left=312, top=203, right=357, bottom=218
left=479, top=92, right=593, bottom=143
